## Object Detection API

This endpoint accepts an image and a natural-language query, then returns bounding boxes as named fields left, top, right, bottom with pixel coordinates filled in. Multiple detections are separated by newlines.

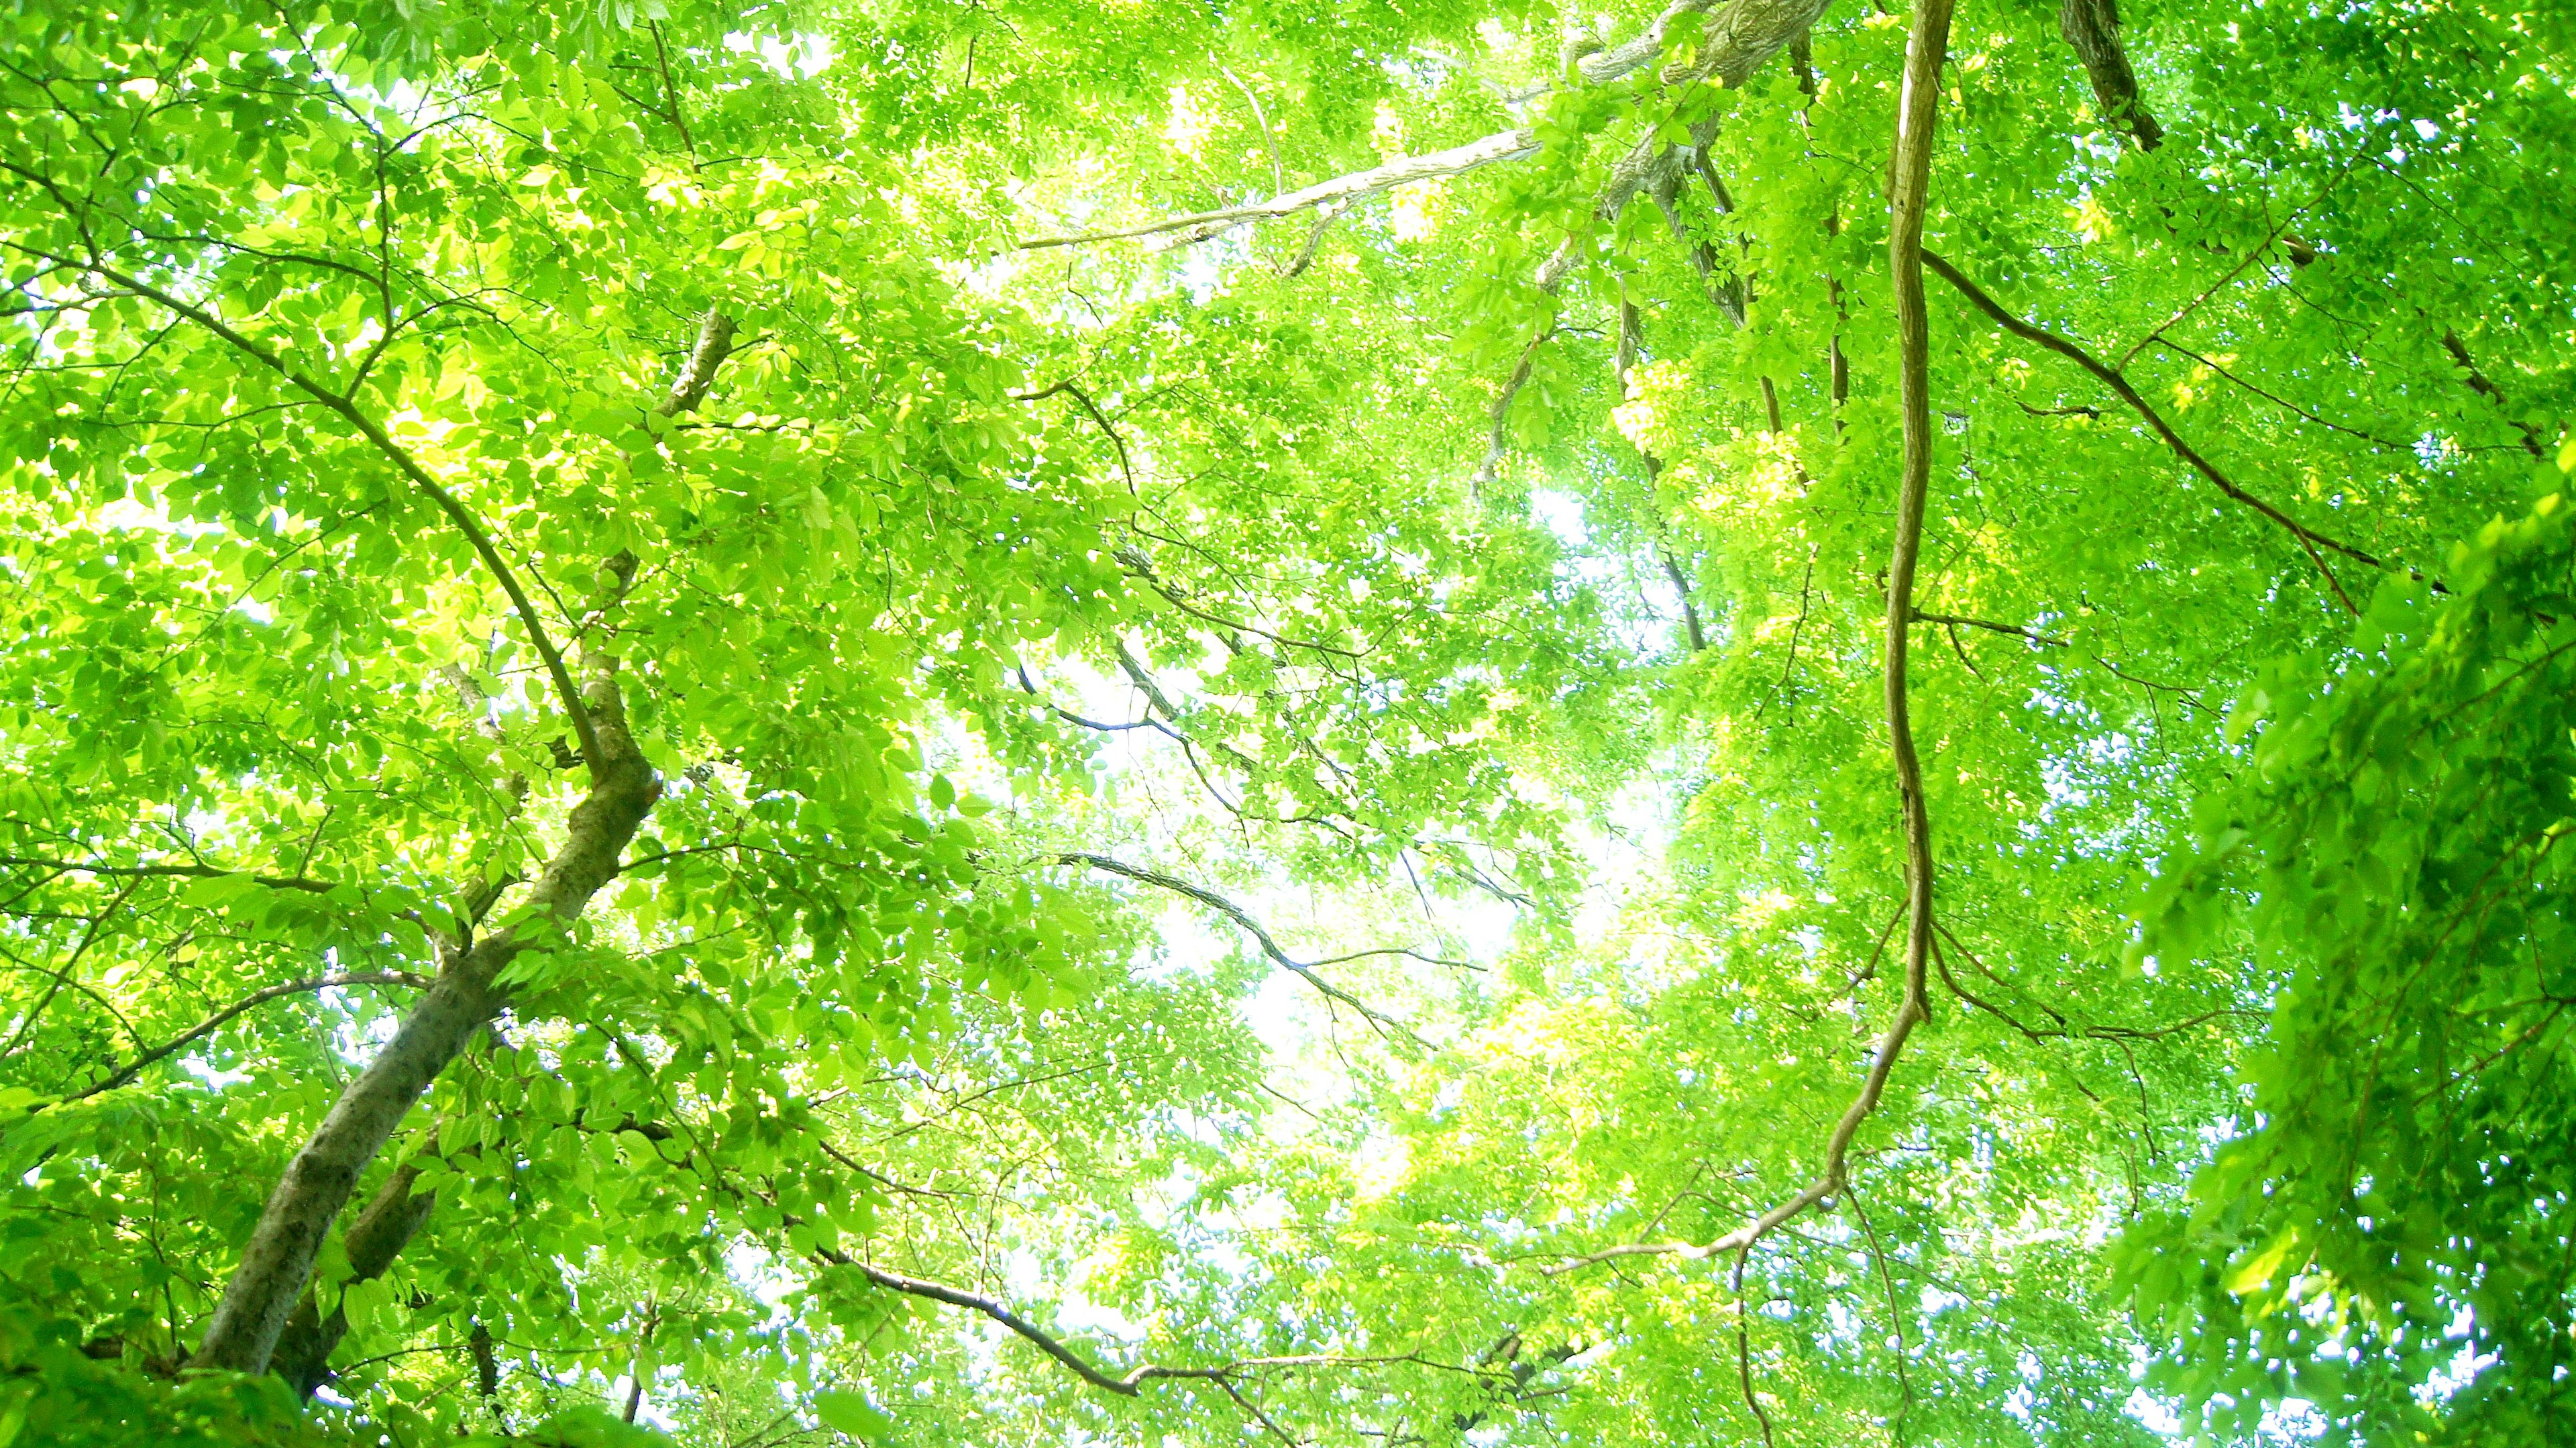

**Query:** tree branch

left=2057, top=0, right=2162, bottom=150
left=0, top=858, right=338, bottom=894
left=182, top=321, right=717, bottom=1369
left=1020, top=0, right=1834, bottom=254
left=1910, top=611, right=2068, bottom=647
left=64, top=972, right=431, bottom=1104
left=2440, top=328, right=2548, bottom=458
left=7, top=245, right=612, bottom=771
left=1020, top=130, right=1539, bottom=250
left=1059, top=853, right=1433, bottom=1041
left=816, top=1250, right=1499, bottom=1401
left=1921, top=249, right=2376, bottom=614
left=1548, top=0, right=1953, bottom=1284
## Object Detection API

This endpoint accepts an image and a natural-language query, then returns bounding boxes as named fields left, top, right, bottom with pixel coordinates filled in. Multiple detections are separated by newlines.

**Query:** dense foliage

left=1, top=0, right=2570, bottom=1443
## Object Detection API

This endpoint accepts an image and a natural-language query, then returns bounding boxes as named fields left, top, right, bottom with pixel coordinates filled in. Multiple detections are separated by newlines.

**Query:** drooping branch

left=1060, top=852, right=1440, bottom=1040
left=2057, top=0, right=2162, bottom=150
left=1548, top=0, right=1953, bottom=1283
left=1921, top=250, right=2377, bottom=614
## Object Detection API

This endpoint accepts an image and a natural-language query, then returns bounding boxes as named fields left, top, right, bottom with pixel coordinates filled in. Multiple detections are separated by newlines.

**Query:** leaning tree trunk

left=188, top=564, right=660, bottom=1374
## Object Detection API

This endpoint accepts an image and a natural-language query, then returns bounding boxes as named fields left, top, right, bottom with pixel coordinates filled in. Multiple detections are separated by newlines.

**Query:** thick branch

left=657, top=311, right=739, bottom=418
left=2058, top=0, right=2162, bottom=150
left=189, top=554, right=665, bottom=1376
left=186, top=309, right=742, bottom=1374
left=270, top=1153, right=439, bottom=1397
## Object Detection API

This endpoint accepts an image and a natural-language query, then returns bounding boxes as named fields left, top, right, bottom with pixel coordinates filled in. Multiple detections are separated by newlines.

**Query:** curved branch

left=64, top=972, right=431, bottom=1104
left=1922, top=250, right=2377, bottom=614
left=1548, top=0, right=1953, bottom=1284
left=817, top=1251, right=1501, bottom=1399
left=1059, top=852, right=1435, bottom=1041
left=1012, top=379, right=1138, bottom=493
left=6, top=242, right=607, bottom=768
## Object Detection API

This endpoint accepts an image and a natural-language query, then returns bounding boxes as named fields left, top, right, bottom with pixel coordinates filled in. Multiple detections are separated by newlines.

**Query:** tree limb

left=817, top=1249, right=1497, bottom=1400
left=1059, top=852, right=1434, bottom=1042
left=1547, top=0, right=1952, bottom=1284
left=64, top=972, right=431, bottom=1104
left=1020, top=0, right=1834, bottom=254
left=2440, top=328, right=2548, bottom=458
left=5, top=244, right=612, bottom=772
left=1910, top=611, right=2068, bottom=647
left=1921, top=249, right=2375, bottom=614
left=2057, top=0, right=2162, bottom=150
left=1020, top=131, right=1540, bottom=250
left=180, top=299, right=753, bottom=1373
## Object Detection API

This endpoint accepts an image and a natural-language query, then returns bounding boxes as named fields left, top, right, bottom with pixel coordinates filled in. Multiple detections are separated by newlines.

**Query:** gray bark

left=188, top=562, right=661, bottom=1375
left=270, top=1156, right=436, bottom=1396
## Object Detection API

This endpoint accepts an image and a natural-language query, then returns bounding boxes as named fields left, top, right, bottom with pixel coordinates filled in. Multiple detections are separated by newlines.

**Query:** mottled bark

left=270, top=1157, right=435, bottom=1396
left=189, top=564, right=661, bottom=1374
left=2060, top=0, right=2163, bottom=150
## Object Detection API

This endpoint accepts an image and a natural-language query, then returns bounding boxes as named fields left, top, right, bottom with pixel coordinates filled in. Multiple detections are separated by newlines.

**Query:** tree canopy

left=2, top=0, right=2571, bottom=1444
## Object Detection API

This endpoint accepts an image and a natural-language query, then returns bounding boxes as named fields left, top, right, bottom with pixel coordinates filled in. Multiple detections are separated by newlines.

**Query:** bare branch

left=1923, top=249, right=2381, bottom=614
left=1061, top=852, right=1434, bottom=1041
left=64, top=972, right=431, bottom=1104
left=1020, top=130, right=1538, bottom=250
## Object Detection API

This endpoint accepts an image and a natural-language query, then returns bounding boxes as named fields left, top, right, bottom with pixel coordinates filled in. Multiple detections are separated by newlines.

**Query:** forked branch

left=1921, top=250, right=2376, bottom=615
left=1061, top=853, right=1438, bottom=1041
